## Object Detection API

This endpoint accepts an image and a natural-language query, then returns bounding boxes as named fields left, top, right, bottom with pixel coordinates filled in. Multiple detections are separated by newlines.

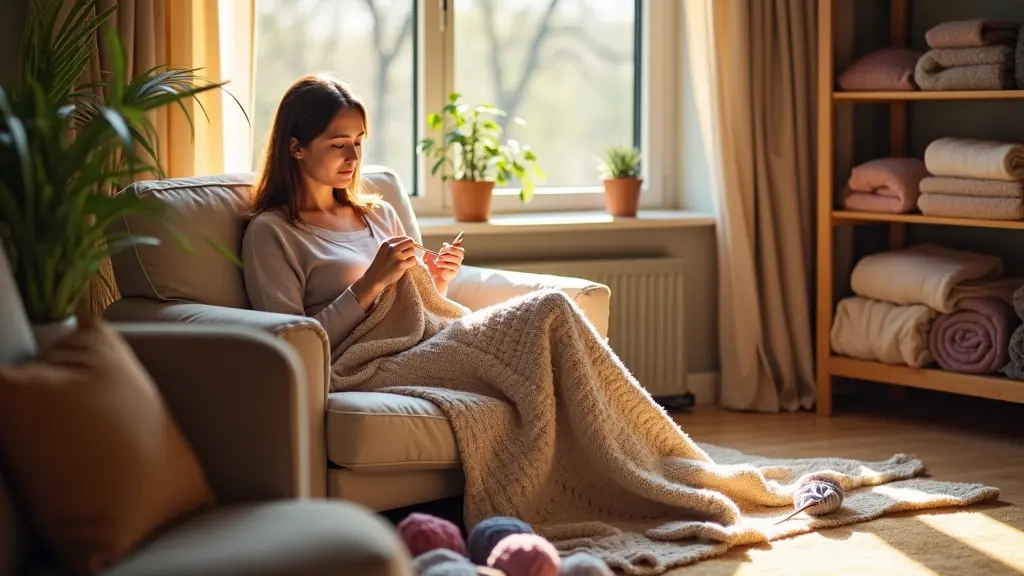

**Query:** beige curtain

left=683, top=0, right=817, bottom=412
left=76, top=0, right=254, bottom=319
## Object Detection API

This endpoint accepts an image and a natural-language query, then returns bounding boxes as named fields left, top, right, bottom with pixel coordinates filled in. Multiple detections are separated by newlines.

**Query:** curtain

left=75, top=0, right=255, bottom=319
left=683, top=0, right=818, bottom=412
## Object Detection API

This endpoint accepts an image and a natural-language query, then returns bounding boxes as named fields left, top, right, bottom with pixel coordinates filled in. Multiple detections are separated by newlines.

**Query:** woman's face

left=290, top=106, right=365, bottom=190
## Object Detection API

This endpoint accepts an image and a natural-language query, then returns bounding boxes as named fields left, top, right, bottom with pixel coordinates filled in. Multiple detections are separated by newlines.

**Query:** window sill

left=417, top=210, right=715, bottom=236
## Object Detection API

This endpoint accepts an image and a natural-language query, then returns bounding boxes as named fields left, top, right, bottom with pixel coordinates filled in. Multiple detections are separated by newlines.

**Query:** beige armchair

left=104, top=167, right=612, bottom=511
left=0, top=251, right=412, bottom=575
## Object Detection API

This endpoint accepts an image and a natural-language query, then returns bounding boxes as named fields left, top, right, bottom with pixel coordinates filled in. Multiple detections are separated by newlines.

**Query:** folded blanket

left=837, top=48, right=921, bottom=91
left=1018, top=27, right=1024, bottom=89
left=925, top=19, right=1020, bottom=49
left=1013, top=283, right=1024, bottom=320
left=841, top=157, right=929, bottom=213
left=928, top=297, right=1018, bottom=374
left=850, top=244, right=1004, bottom=313
left=830, top=296, right=937, bottom=367
left=914, top=45, right=1015, bottom=91
left=919, top=176, right=1024, bottom=198
left=918, top=194, right=1024, bottom=220
left=329, top=265, right=998, bottom=573
left=1003, top=324, right=1024, bottom=380
left=924, top=137, right=1024, bottom=182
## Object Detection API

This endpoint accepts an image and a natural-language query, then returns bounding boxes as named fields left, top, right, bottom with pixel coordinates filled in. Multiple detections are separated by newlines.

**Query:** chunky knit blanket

left=330, top=266, right=999, bottom=574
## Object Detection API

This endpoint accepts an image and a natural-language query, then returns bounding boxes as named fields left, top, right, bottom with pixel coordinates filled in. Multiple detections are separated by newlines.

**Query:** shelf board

left=833, top=90, right=1024, bottom=102
left=832, top=210, right=1024, bottom=230
left=829, top=356, right=1024, bottom=404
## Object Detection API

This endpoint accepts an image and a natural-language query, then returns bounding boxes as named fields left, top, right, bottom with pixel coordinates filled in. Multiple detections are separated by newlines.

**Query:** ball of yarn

left=487, top=533, right=560, bottom=576
left=559, top=552, right=613, bottom=575
left=398, top=513, right=468, bottom=558
left=794, top=474, right=845, bottom=516
left=468, top=516, right=534, bottom=564
left=413, top=549, right=472, bottom=575
left=421, top=561, right=479, bottom=576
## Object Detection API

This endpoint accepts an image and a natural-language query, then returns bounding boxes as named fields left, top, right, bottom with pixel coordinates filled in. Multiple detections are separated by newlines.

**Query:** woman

left=241, top=73, right=464, bottom=349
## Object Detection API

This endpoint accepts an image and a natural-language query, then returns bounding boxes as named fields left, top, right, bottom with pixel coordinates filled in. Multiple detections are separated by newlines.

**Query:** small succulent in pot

left=597, top=145, right=642, bottom=217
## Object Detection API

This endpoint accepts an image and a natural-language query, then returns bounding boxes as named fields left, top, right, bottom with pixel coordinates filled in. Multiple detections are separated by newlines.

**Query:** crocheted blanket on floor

left=329, top=265, right=999, bottom=575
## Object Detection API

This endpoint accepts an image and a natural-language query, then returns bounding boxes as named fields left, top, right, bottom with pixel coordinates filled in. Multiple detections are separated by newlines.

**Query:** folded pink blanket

left=919, top=176, right=1024, bottom=198
left=928, top=297, right=1019, bottom=374
left=838, top=48, right=921, bottom=91
left=841, top=157, right=929, bottom=213
left=925, top=20, right=1020, bottom=49
left=918, top=194, right=1024, bottom=220
left=914, top=45, right=1015, bottom=91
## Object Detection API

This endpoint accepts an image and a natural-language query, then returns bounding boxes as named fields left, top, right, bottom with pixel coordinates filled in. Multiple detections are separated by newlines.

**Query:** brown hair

left=251, top=73, right=377, bottom=220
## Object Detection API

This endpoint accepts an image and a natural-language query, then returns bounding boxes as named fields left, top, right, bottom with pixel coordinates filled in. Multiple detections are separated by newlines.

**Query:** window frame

left=410, top=0, right=679, bottom=217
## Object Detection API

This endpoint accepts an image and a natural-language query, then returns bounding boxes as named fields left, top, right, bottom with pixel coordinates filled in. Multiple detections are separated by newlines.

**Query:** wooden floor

left=675, top=385, right=1024, bottom=507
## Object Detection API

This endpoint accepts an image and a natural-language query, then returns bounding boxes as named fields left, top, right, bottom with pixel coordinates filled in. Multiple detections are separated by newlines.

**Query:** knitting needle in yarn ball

left=775, top=474, right=845, bottom=525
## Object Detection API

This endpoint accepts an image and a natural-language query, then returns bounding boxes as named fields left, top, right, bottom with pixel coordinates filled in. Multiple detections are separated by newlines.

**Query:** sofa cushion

left=326, top=392, right=464, bottom=472
left=109, top=167, right=421, bottom=311
left=0, top=320, right=215, bottom=574
left=102, top=501, right=412, bottom=576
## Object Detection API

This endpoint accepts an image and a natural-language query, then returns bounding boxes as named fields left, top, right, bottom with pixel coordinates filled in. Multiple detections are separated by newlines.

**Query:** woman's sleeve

left=242, top=216, right=367, bottom=349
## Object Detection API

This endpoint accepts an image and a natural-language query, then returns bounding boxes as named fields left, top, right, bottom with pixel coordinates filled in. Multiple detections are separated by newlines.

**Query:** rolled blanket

left=928, top=297, right=1019, bottom=374
left=919, top=176, right=1024, bottom=198
left=1003, top=325, right=1024, bottom=380
left=830, top=296, right=937, bottom=368
left=925, top=19, right=1020, bottom=49
left=914, top=45, right=1014, bottom=91
left=840, top=157, right=929, bottom=213
left=837, top=48, right=921, bottom=91
left=924, top=137, right=1024, bottom=182
left=1018, top=27, right=1024, bottom=89
left=918, top=194, right=1024, bottom=220
left=850, top=244, right=1004, bottom=313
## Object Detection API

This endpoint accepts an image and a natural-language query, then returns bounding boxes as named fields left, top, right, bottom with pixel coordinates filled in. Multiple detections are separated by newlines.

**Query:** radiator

left=488, top=257, right=689, bottom=398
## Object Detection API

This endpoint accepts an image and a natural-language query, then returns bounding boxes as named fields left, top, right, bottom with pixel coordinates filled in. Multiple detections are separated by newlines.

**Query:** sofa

left=0, top=249, right=413, bottom=575
left=103, top=166, right=612, bottom=511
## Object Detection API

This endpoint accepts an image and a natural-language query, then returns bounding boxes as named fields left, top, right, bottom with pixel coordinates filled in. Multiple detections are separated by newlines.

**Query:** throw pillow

left=0, top=320, right=215, bottom=574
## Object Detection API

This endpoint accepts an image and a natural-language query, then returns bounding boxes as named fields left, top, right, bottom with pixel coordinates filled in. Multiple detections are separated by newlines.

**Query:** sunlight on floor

left=917, top=512, right=1024, bottom=572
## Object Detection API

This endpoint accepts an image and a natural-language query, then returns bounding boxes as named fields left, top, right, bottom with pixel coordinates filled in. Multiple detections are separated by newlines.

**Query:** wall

left=0, top=0, right=28, bottom=86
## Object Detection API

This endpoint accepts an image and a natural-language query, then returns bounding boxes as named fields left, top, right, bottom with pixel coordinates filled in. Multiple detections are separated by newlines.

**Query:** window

left=253, top=0, right=418, bottom=189
left=253, top=0, right=676, bottom=215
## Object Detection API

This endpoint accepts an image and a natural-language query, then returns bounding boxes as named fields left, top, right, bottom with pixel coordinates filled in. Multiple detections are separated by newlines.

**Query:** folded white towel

left=830, top=296, right=937, bottom=368
left=924, top=137, right=1024, bottom=182
left=850, top=244, right=1006, bottom=313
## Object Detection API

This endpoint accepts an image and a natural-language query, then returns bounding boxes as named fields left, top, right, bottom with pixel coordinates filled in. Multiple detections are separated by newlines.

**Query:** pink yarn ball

left=487, top=533, right=560, bottom=576
left=397, top=513, right=468, bottom=558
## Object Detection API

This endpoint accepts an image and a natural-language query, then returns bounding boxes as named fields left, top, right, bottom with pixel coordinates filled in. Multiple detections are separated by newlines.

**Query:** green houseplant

left=598, top=145, right=643, bottom=217
left=0, top=0, right=240, bottom=350
left=418, top=92, right=544, bottom=222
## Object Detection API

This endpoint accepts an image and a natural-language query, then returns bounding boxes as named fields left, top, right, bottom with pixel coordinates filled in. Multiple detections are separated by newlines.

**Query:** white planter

left=32, top=316, right=78, bottom=355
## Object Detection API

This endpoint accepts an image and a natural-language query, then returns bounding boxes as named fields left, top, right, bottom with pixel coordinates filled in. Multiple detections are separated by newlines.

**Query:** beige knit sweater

left=331, top=265, right=999, bottom=573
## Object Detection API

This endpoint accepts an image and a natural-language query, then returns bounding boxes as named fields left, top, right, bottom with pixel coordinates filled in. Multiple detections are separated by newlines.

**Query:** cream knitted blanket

left=330, top=266, right=999, bottom=574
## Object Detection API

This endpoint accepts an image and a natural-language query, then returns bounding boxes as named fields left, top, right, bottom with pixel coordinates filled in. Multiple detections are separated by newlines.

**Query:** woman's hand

left=351, top=236, right=419, bottom=310
left=425, top=240, right=465, bottom=296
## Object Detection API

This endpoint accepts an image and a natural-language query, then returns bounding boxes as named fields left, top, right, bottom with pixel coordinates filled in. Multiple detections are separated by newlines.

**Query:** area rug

left=330, top=265, right=1000, bottom=575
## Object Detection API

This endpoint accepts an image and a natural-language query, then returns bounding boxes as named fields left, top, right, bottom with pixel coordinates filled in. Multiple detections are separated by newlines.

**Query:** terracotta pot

left=603, top=178, right=643, bottom=217
left=449, top=180, right=496, bottom=222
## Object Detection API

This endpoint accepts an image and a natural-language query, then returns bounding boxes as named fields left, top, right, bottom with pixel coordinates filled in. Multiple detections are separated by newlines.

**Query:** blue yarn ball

left=468, top=516, right=534, bottom=565
left=413, top=549, right=471, bottom=575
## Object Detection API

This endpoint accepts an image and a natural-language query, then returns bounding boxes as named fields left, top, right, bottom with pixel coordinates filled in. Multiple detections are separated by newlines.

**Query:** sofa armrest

left=105, top=298, right=331, bottom=498
left=116, top=324, right=308, bottom=503
left=447, top=265, right=611, bottom=339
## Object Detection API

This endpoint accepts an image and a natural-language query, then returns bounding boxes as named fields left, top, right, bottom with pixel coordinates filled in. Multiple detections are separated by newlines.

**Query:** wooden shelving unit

left=815, top=0, right=1024, bottom=416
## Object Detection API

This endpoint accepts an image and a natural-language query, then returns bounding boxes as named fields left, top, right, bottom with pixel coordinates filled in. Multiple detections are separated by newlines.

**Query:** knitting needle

left=414, top=231, right=463, bottom=257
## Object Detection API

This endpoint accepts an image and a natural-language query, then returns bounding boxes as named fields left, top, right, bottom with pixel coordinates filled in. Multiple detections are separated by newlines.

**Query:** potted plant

left=0, top=0, right=240, bottom=352
left=598, top=145, right=643, bottom=217
left=418, top=92, right=544, bottom=222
